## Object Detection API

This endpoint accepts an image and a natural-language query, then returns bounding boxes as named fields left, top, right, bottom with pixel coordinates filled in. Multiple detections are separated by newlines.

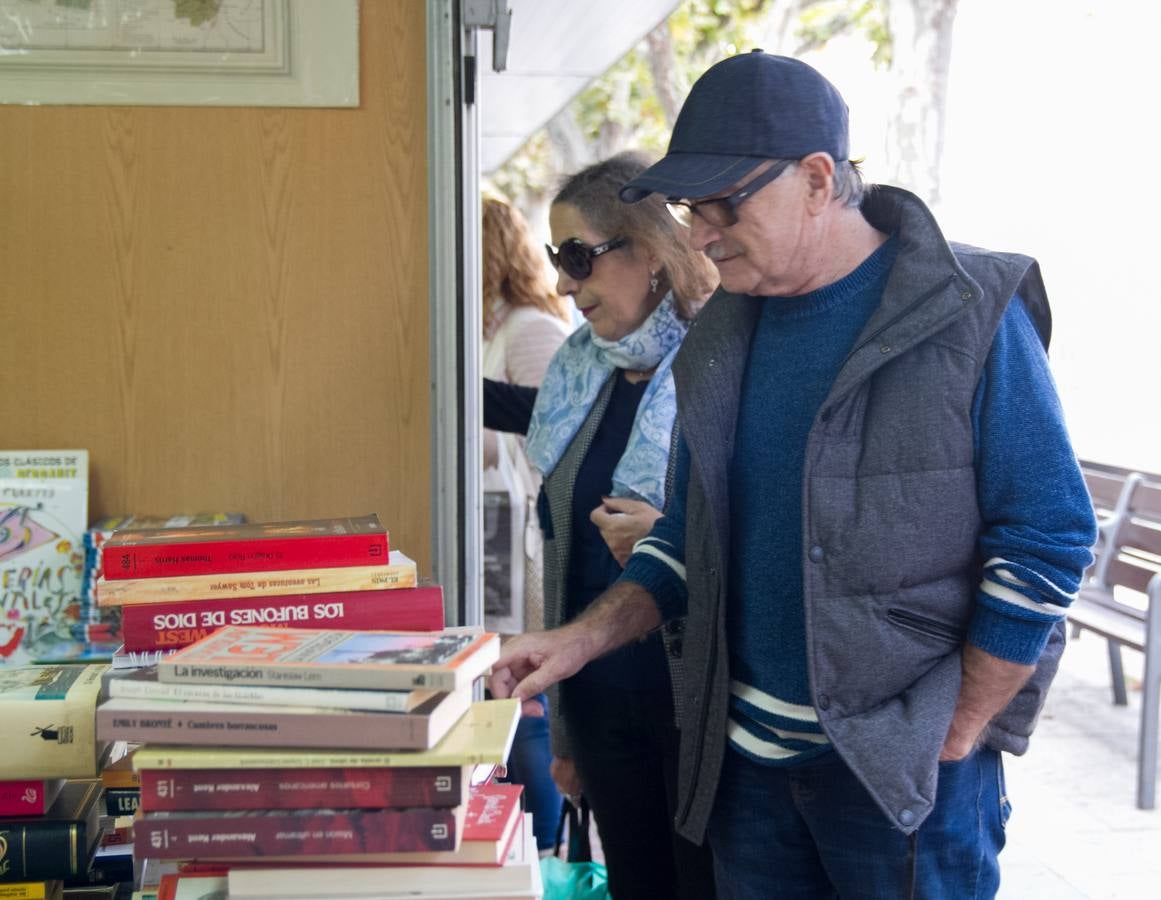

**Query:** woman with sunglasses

left=518, top=151, right=718, bottom=900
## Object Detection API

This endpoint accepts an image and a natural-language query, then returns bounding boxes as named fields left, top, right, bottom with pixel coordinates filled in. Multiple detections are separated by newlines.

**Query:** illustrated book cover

left=0, top=665, right=108, bottom=779
left=157, top=625, right=500, bottom=692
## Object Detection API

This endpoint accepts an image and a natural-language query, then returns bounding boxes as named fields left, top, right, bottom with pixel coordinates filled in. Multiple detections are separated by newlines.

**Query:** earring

left=650, top=273, right=659, bottom=294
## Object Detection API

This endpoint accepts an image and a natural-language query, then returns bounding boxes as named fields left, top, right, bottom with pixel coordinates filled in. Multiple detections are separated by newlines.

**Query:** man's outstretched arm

left=489, top=580, right=661, bottom=701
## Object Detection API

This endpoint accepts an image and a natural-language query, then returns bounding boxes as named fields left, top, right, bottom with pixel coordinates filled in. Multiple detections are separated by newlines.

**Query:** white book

left=106, top=666, right=434, bottom=712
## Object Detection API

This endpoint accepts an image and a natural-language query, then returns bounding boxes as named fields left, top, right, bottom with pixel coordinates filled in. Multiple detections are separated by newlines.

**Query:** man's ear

left=799, top=152, right=836, bottom=215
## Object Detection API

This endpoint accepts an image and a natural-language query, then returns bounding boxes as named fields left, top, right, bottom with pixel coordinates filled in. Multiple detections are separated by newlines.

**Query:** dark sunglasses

left=666, top=159, right=795, bottom=228
left=544, top=236, right=628, bottom=281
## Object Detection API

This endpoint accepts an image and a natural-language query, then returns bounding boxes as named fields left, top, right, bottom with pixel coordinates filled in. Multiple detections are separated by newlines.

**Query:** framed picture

left=0, top=0, right=358, bottom=107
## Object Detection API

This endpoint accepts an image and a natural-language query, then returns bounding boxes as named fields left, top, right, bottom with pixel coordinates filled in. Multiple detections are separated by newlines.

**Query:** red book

left=120, top=585, right=445, bottom=652
left=135, top=804, right=463, bottom=859
left=102, top=515, right=388, bottom=580
left=139, top=764, right=468, bottom=813
left=0, top=777, right=65, bottom=816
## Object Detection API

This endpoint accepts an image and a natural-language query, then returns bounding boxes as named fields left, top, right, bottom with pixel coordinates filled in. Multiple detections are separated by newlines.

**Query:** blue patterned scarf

left=525, top=293, right=687, bottom=509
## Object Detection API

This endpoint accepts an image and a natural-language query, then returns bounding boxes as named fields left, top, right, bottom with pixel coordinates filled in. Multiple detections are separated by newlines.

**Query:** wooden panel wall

left=0, top=3, right=432, bottom=570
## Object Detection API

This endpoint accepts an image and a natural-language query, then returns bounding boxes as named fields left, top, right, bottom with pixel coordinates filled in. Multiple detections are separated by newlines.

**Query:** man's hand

left=939, top=643, right=1035, bottom=761
left=551, top=756, right=583, bottom=802
left=590, top=496, right=663, bottom=567
left=488, top=625, right=596, bottom=702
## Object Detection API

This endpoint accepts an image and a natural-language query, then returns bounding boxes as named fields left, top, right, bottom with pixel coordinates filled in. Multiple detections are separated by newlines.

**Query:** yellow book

left=0, top=666, right=107, bottom=779
left=0, top=882, right=62, bottom=900
left=96, top=551, right=417, bottom=607
left=132, top=698, right=519, bottom=770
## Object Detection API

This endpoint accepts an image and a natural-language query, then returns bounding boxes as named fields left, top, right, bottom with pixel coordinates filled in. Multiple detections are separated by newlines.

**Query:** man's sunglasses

left=666, top=159, right=795, bottom=228
left=544, top=236, right=628, bottom=281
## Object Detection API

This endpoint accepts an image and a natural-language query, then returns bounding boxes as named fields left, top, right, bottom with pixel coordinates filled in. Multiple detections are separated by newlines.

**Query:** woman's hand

left=551, top=756, right=583, bottom=804
left=590, top=496, right=663, bottom=567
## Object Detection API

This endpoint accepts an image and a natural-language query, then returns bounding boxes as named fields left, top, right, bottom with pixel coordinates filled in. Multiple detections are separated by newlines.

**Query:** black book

left=0, top=779, right=103, bottom=882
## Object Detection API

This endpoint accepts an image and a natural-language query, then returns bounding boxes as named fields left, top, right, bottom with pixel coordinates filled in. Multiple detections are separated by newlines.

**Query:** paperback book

left=157, top=625, right=500, bottom=692
left=130, top=698, right=520, bottom=771
left=102, top=515, right=388, bottom=580
left=96, top=687, right=472, bottom=751
left=95, top=551, right=417, bottom=607
left=0, top=665, right=108, bottom=780
left=0, top=779, right=65, bottom=817
left=135, top=803, right=464, bottom=858
left=105, top=665, right=435, bottom=713
left=0, top=451, right=88, bottom=665
left=119, top=584, right=445, bottom=653
left=138, top=764, right=469, bottom=812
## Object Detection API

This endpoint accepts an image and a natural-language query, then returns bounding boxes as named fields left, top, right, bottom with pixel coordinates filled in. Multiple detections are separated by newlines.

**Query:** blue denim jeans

left=707, top=746, right=1010, bottom=899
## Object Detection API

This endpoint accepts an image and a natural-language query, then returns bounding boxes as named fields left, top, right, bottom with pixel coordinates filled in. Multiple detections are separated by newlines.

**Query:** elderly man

left=491, top=51, right=1096, bottom=898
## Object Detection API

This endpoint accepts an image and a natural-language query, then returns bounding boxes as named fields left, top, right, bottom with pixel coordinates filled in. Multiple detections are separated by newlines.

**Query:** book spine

left=104, top=788, right=140, bottom=817
left=138, top=766, right=463, bottom=812
left=119, top=586, right=444, bottom=652
left=97, top=706, right=428, bottom=750
left=102, top=533, right=388, bottom=581
left=0, top=782, right=50, bottom=817
left=0, top=822, right=86, bottom=882
left=135, top=807, right=458, bottom=858
left=1, top=667, right=106, bottom=781
left=107, top=678, right=416, bottom=713
left=0, top=883, right=50, bottom=900
left=97, top=562, right=416, bottom=607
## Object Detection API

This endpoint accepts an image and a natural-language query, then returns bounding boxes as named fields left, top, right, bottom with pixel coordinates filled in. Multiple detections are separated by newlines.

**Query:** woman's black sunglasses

left=544, top=236, right=628, bottom=281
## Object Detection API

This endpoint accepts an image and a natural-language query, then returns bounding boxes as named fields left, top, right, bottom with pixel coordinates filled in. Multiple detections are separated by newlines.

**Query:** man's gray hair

left=775, top=157, right=865, bottom=208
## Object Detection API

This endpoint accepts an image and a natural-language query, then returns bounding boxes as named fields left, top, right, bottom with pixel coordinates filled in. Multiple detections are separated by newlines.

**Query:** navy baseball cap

left=620, top=51, right=850, bottom=203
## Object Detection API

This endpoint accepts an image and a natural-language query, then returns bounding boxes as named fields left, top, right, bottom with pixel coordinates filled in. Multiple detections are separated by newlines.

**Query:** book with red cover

left=101, top=514, right=388, bottom=580
left=139, top=764, right=469, bottom=812
left=120, top=585, right=445, bottom=652
left=0, top=778, right=65, bottom=816
left=135, top=803, right=464, bottom=858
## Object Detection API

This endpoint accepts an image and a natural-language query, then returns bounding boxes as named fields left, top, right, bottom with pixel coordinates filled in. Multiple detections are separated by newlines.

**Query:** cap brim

left=619, top=153, right=768, bottom=203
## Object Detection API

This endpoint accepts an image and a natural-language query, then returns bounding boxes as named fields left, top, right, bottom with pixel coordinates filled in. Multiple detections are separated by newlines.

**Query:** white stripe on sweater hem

left=980, top=578, right=1067, bottom=619
left=727, top=720, right=808, bottom=760
left=984, top=556, right=1078, bottom=601
left=730, top=680, right=819, bottom=722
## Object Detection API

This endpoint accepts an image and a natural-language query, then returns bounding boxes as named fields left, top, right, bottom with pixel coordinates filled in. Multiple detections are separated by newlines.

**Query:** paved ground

left=1000, top=632, right=1161, bottom=899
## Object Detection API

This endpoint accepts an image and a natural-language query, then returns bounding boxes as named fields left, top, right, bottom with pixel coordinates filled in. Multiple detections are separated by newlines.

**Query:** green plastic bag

left=539, top=798, right=611, bottom=900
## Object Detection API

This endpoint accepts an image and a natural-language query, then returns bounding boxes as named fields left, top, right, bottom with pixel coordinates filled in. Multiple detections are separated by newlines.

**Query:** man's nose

left=688, top=215, right=719, bottom=253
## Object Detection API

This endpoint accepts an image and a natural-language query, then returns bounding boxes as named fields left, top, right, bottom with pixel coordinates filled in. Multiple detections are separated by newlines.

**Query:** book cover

left=0, top=779, right=102, bottom=883
left=0, top=882, right=63, bottom=900
left=156, top=874, right=225, bottom=900
left=103, top=788, right=139, bottom=817
left=98, top=754, right=139, bottom=790
left=139, top=764, right=468, bottom=813
left=95, top=551, right=416, bottom=607
left=119, top=585, right=445, bottom=653
left=106, top=666, right=436, bottom=713
left=96, top=687, right=472, bottom=751
left=135, top=803, right=464, bottom=859
left=0, top=779, right=65, bottom=817
left=157, top=625, right=499, bottom=692
left=0, top=665, right=107, bottom=779
left=130, top=698, right=520, bottom=771
left=0, top=451, right=88, bottom=666
left=226, top=803, right=532, bottom=894
left=110, top=647, right=178, bottom=670
left=102, top=515, right=388, bottom=581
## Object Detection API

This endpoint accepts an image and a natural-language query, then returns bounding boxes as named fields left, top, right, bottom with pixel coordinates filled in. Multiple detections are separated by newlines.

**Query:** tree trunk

left=883, top=0, right=959, bottom=206
left=645, top=21, right=684, bottom=129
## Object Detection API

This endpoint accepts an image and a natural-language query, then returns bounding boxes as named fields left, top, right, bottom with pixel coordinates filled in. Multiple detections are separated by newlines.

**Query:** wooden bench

left=1070, top=461, right=1161, bottom=809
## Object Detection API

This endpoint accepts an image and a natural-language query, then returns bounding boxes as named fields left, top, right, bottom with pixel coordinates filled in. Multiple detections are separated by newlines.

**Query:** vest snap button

left=961, top=291, right=972, bottom=300
left=809, top=545, right=824, bottom=563
left=817, top=693, right=831, bottom=710
left=899, top=808, right=916, bottom=827
left=879, top=344, right=891, bottom=354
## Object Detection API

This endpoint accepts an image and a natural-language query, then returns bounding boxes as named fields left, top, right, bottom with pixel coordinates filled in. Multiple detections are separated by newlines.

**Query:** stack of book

left=94, top=514, right=446, bottom=664
left=0, top=665, right=112, bottom=899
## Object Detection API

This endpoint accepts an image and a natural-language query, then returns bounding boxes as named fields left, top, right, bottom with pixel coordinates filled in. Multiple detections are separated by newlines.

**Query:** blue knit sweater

left=622, top=239, right=1095, bottom=765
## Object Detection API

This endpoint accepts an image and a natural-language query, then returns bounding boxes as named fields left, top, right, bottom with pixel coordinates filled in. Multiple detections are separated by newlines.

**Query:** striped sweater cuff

left=620, top=537, right=688, bottom=621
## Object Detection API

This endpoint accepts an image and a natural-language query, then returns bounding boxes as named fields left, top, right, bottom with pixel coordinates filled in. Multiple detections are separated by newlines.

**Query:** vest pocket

left=886, top=608, right=967, bottom=643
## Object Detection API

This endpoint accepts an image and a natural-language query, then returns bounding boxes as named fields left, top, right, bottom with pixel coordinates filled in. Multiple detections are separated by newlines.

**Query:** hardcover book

left=102, top=515, right=388, bottom=580
left=135, top=803, right=465, bottom=859
left=0, top=451, right=88, bottom=665
left=96, top=687, right=472, bottom=751
left=157, top=625, right=500, bottom=692
left=95, top=551, right=417, bottom=607
left=0, top=779, right=65, bottom=817
left=105, top=665, right=436, bottom=713
left=0, top=779, right=102, bottom=883
left=226, top=804, right=533, bottom=893
left=0, top=665, right=107, bottom=779
left=119, top=585, right=445, bottom=652
left=138, top=764, right=469, bottom=812
left=130, top=698, right=520, bottom=771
